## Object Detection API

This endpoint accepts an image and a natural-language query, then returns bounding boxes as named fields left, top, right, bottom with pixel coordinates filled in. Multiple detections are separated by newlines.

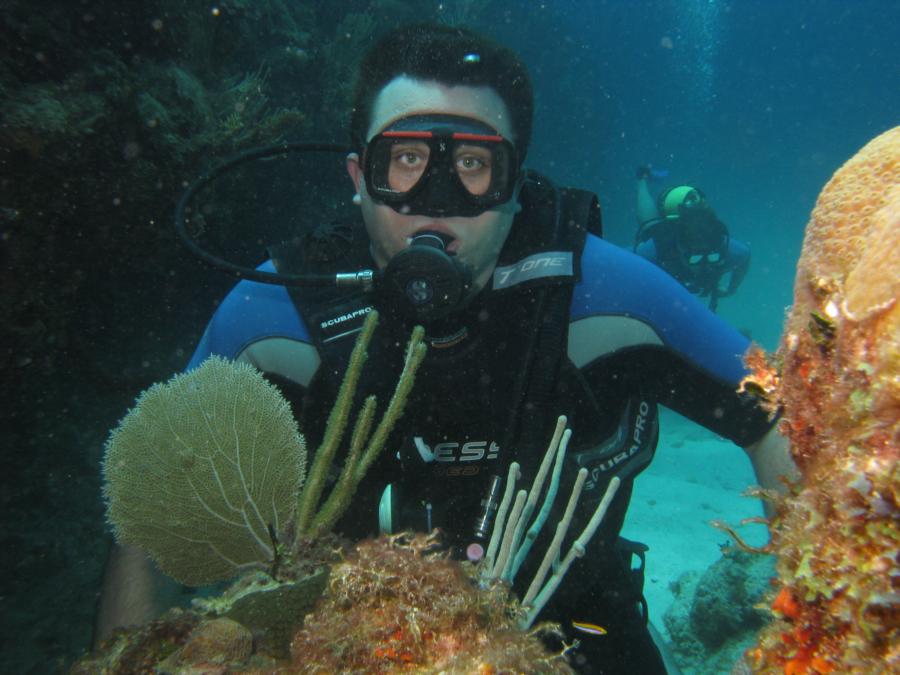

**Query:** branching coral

left=743, top=127, right=899, bottom=673
left=477, top=415, right=622, bottom=629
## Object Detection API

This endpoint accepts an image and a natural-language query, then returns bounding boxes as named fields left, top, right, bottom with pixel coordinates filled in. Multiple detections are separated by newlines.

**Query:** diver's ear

left=346, top=153, right=363, bottom=192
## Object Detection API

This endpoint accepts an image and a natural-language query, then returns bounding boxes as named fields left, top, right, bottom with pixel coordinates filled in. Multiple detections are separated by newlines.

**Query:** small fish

left=572, top=620, right=607, bottom=636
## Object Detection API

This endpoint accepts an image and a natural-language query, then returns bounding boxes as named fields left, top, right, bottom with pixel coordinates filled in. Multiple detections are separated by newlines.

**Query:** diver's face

left=677, top=210, right=725, bottom=264
left=346, top=76, right=519, bottom=291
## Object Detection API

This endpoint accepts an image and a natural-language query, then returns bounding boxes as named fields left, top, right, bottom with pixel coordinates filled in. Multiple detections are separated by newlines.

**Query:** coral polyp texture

left=746, top=127, right=899, bottom=673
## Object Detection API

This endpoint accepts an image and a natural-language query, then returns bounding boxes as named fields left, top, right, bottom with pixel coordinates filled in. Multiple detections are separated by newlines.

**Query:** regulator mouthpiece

left=380, top=232, right=471, bottom=321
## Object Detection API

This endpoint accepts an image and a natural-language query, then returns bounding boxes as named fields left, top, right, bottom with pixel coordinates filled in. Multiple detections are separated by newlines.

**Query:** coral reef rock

left=291, top=532, right=574, bottom=674
left=72, top=533, right=574, bottom=674
left=173, top=617, right=253, bottom=666
left=664, top=552, right=773, bottom=674
left=744, top=126, right=899, bottom=672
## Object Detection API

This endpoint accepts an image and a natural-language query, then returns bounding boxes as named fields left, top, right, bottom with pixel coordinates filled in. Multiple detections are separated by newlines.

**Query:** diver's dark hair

left=350, top=23, right=533, bottom=163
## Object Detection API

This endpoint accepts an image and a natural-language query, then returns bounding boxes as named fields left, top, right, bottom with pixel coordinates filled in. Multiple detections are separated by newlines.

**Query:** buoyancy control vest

left=271, top=172, right=656, bottom=556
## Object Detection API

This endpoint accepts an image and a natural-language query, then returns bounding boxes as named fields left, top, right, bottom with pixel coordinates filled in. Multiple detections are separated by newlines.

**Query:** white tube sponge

left=102, top=356, right=306, bottom=586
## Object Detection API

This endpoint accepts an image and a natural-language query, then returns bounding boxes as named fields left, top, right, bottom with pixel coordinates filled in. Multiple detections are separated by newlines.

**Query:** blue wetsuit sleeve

left=721, top=238, right=750, bottom=296
left=187, top=262, right=311, bottom=370
left=572, top=236, right=771, bottom=446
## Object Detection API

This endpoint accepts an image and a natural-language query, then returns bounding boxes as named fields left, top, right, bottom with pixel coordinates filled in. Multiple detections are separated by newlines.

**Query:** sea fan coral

left=103, top=356, right=306, bottom=586
left=746, top=127, right=899, bottom=672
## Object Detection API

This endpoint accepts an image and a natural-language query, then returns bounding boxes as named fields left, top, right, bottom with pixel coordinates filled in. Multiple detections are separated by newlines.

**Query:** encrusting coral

left=741, top=127, right=899, bottom=673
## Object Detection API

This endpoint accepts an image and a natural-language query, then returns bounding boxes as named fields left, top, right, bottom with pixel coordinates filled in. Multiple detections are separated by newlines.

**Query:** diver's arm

left=93, top=543, right=182, bottom=647
left=743, top=425, right=799, bottom=518
left=718, top=239, right=751, bottom=297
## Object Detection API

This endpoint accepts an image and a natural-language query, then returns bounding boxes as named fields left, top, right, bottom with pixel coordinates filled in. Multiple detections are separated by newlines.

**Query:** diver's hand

left=636, top=165, right=670, bottom=181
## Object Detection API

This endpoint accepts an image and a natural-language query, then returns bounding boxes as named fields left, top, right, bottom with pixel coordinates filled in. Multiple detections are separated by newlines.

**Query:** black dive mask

left=675, top=210, right=729, bottom=267
left=363, top=114, right=519, bottom=218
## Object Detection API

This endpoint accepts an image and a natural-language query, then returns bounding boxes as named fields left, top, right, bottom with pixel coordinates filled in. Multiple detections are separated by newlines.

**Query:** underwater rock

left=73, top=534, right=574, bottom=674
left=202, top=568, right=330, bottom=658
left=664, top=552, right=773, bottom=674
left=291, top=532, right=574, bottom=674
left=689, top=551, right=771, bottom=650
left=70, top=609, right=201, bottom=674
left=743, top=127, right=899, bottom=672
left=175, top=617, right=253, bottom=666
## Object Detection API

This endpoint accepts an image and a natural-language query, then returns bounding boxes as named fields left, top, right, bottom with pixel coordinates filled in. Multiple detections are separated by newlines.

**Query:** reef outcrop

left=743, top=127, right=899, bottom=672
left=73, top=533, right=573, bottom=674
left=292, top=533, right=573, bottom=674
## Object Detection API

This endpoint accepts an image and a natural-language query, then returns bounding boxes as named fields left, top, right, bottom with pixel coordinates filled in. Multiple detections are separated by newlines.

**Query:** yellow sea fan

left=102, top=356, right=306, bottom=586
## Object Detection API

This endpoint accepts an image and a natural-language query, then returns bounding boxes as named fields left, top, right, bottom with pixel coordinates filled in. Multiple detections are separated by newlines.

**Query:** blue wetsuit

left=188, top=231, right=771, bottom=673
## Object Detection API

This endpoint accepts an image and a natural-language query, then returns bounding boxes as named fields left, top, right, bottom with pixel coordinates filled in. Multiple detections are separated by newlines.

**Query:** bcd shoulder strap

left=490, top=172, right=600, bottom=475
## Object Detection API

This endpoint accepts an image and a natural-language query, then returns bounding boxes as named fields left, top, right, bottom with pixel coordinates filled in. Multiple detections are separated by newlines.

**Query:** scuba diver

left=94, top=23, right=795, bottom=674
left=634, top=167, right=750, bottom=312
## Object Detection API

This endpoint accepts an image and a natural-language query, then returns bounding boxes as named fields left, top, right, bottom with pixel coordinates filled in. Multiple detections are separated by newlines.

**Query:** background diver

left=634, top=166, right=751, bottom=312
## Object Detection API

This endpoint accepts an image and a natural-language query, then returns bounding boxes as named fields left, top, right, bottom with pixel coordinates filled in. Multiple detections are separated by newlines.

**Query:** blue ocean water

left=486, top=0, right=899, bottom=349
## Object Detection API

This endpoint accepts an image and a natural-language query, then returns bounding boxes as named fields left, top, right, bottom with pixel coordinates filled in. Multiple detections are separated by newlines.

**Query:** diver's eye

left=386, top=142, right=431, bottom=193
left=455, top=155, right=486, bottom=171
left=390, top=141, right=430, bottom=167
left=454, top=145, right=492, bottom=173
left=394, top=150, right=425, bottom=167
left=453, top=147, right=494, bottom=196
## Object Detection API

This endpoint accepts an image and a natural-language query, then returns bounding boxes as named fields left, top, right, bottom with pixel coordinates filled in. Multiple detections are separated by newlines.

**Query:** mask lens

left=682, top=190, right=702, bottom=209
left=387, top=140, right=430, bottom=193
left=454, top=143, right=495, bottom=196
left=367, top=136, right=430, bottom=196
